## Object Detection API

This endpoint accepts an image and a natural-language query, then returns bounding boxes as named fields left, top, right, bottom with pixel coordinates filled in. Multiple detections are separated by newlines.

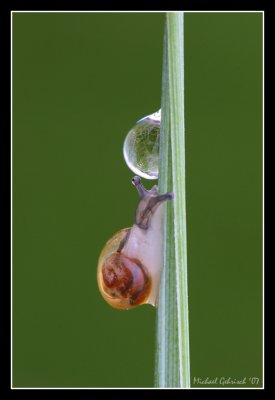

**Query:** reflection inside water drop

left=123, top=110, right=161, bottom=180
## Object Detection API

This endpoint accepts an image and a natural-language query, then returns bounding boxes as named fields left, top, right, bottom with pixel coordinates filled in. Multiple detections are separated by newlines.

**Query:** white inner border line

left=10, top=9, right=264, bottom=390
left=10, top=8, right=13, bottom=392
left=11, top=10, right=264, bottom=13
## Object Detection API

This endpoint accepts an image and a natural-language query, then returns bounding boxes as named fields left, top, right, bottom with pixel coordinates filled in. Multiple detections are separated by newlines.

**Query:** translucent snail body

left=97, top=176, right=173, bottom=310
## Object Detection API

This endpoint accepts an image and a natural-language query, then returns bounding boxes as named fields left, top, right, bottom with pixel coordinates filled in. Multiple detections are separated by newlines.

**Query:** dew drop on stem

left=123, top=110, right=161, bottom=180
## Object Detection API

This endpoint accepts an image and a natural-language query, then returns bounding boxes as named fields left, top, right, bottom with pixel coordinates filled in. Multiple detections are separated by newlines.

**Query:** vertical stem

left=167, top=11, right=190, bottom=388
left=155, top=25, right=180, bottom=388
left=155, top=12, right=190, bottom=388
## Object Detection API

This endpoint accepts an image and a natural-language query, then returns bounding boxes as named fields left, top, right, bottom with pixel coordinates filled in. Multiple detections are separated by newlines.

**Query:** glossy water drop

left=123, top=110, right=161, bottom=180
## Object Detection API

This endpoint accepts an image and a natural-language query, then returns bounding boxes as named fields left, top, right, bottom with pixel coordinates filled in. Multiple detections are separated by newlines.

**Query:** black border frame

left=1, top=1, right=270, bottom=398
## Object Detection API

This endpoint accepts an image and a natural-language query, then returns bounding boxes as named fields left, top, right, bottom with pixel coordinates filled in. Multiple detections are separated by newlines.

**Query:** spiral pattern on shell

left=101, top=252, right=151, bottom=309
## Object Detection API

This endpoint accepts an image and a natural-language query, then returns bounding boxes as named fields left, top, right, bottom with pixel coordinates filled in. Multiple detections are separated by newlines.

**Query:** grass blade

left=155, top=12, right=190, bottom=388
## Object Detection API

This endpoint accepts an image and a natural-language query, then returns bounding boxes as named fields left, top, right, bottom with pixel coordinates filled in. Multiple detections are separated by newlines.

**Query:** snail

left=97, top=176, right=173, bottom=310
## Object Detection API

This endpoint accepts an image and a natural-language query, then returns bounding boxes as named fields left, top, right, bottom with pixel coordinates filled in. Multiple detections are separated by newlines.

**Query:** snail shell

left=97, top=176, right=173, bottom=310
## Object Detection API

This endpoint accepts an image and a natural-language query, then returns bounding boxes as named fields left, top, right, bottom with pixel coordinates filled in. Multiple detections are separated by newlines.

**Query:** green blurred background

left=12, top=12, right=262, bottom=388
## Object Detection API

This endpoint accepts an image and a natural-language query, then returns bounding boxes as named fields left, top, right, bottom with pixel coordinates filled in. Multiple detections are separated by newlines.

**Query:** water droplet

left=123, top=110, right=161, bottom=180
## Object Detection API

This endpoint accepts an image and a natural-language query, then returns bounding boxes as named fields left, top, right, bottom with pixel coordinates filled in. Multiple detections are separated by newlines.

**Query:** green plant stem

left=155, top=12, right=190, bottom=388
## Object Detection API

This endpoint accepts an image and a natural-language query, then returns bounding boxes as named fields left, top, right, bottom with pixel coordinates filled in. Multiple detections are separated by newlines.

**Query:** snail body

left=97, top=176, right=173, bottom=310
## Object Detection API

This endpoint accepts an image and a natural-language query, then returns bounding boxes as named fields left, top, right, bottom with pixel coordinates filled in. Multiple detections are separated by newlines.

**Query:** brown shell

left=97, top=229, right=152, bottom=310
